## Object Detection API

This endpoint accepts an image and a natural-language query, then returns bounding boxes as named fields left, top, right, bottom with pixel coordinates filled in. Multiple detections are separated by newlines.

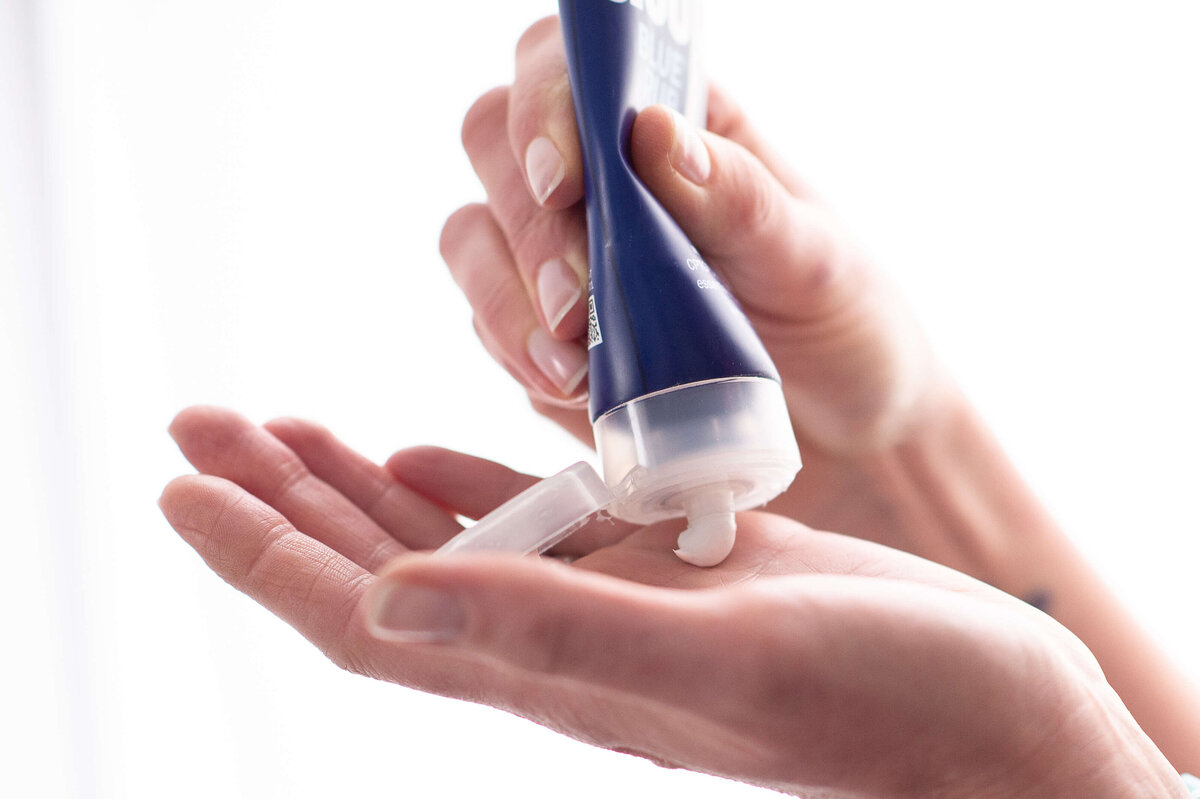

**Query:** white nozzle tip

left=674, top=491, right=737, bottom=567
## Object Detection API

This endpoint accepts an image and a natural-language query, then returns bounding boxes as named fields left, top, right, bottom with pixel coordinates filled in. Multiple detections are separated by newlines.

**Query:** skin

left=442, top=14, right=1200, bottom=774
left=160, top=13, right=1199, bottom=797
left=161, top=407, right=1183, bottom=798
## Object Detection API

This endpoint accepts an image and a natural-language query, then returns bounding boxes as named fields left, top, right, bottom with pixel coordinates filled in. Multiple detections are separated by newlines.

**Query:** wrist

left=854, top=387, right=1200, bottom=776
left=845, top=381, right=1066, bottom=597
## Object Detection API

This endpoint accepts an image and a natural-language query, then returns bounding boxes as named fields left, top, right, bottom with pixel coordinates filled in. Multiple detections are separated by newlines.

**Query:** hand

left=438, top=17, right=1200, bottom=772
left=159, top=407, right=1183, bottom=799
left=441, top=16, right=950, bottom=551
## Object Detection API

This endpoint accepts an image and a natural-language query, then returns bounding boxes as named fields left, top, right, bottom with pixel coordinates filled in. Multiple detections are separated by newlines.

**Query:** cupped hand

left=441, top=16, right=950, bottom=545
left=159, top=407, right=1181, bottom=799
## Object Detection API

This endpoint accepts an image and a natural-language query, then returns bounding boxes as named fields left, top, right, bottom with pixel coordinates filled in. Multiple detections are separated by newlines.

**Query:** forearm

left=851, top=389, right=1200, bottom=774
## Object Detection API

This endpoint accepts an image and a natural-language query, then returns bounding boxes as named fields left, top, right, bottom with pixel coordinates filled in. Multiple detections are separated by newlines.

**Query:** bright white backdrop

left=3, top=1, right=1198, bottom=797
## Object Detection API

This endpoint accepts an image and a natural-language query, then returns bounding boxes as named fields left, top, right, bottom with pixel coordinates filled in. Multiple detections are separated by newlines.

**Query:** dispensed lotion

left=440, top=0, right=801, bottom=567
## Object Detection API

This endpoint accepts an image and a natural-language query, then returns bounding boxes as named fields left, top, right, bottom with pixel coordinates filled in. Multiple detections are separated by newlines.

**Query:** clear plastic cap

left=594, top=376, right=801, bottom=522
left=594, top=376, right=801, bottom=566
left=435, top=377, right=801, bottom=567
left=436, top=462, right=613, bottom=557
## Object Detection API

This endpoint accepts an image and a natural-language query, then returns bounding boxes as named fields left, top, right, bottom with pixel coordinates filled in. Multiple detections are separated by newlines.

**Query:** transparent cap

left=436, top=462, right=613, bottom=557
left=435, top=377, right=801, bottom=567
left=593, top=376, right=801, bottom=524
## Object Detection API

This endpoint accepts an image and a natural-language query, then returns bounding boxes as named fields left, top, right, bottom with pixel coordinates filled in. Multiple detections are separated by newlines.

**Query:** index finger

left=509, top=16, right=584, bottom=209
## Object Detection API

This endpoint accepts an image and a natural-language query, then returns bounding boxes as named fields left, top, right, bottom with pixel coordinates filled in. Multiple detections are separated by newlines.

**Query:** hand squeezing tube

left=440, top=0, right=801, bottom=566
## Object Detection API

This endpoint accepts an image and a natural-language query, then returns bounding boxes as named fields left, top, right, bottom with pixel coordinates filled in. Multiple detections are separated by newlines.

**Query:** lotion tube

left=559, top=0, right=801, bottom=566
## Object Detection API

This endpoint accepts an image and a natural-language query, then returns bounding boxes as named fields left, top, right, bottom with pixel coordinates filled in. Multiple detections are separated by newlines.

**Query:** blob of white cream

left=674, top=489, right=737, bottom=567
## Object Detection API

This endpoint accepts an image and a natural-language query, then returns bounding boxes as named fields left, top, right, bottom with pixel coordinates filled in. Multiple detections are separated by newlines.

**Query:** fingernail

left=368, top=580, right=466, bottom=643
left=527, top=327, right=588, bottom=397
left=669, top=111, right=711, bottom=185
left=536, top=258, right=582, bottom=333
left=525, top=136, right=565, bottom=205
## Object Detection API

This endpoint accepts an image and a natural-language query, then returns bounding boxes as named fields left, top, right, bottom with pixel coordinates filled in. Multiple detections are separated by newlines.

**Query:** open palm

left=160, top=406, right=1174, bottom=798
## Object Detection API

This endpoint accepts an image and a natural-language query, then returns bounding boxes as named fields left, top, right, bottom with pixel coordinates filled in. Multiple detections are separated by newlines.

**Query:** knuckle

left=505, top=208, right=558, bottom=273
left=507, top=73, right=576, bottom=161
left=515, top=15, right=560, bottom=61
left=507, top=67, right=569, bottom=126
left=323, top=575, right=378, bottom=679
left=267, top=452, right=309, bottom=502
left=506, top=206, right=582, bottom=275
left=705, top=89, right=744, bottom=135
left=238, top=522, right=302, bottom=595
left=266, top=416, right=328, bottom=450
left=734, top=169, right=780, bottom=238
left=439, top=203, right=491, bottom=263
left=715, top=102, right=752, bottom=144
left=359, top=535, right=403, bottom=575
left=704, top=83, right=745, bottom=136
left=362, top=481, right=403, bottom=532
left=461, top=86, right=509, bottom=154
left=503, top=206, right=543, bottom=269
left=472, top=279, right=525, bottom=335
left=799, top=243, right=840, bottom=298
left=791, top=206, right=850, bottom=298
left=706, top=156, right=796, bottom=267
left=471, top=315, right=516, bottom=376
left=326, top=644, right=374, bottom=681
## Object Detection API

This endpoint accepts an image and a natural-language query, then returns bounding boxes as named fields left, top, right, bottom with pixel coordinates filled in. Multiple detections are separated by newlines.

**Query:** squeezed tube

left=560, top=0, right=801, bottom=565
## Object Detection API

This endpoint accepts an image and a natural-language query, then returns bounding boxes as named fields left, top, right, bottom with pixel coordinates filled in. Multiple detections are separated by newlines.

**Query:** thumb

left=631, top=106, right=856, bottom=320
left=364, top=553, right=744, bottom=709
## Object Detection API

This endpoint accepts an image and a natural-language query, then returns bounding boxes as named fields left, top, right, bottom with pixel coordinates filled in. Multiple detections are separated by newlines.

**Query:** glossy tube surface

left=560, top=0, right=779, bottom=420
left=560, top=0, right=800, bottom=564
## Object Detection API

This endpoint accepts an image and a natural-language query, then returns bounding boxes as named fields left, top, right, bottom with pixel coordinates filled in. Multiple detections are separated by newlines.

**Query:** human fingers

left=159, top=473, right=377, bottom=665
left=367, top=554, right=744, bottom=713
left=160, top=481, right=757, bottom=776
left=168, top=406, right=405, bottom=572
left=704, top=84, right=813, bottom=200
left=632, top=105, right=942, bottom=454
left=386, top=446, right=636, bottom=556
left=508, top=15, right=584, bottom=210
left=440, top=203, right=588, bottom=406
left=370, top=528, right=989, bottom=701
left=364, top=550, right=1103, bottom=798
left=263, top=417, right=461, bottom=551
left=528, top=397, right=594, bottom=446
left=385, top=446, right=535, bottom=520
left=460, top=87, right=589, bottom=341
left=630, top=105, right=863, bottom=324
left=363, top=552, right=972, bottom=795
left=157, top=473, right=516, bottom=696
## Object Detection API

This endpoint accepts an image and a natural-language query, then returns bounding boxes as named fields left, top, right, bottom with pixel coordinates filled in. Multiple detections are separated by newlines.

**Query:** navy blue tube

left=558, top=0, right=782, bottom=423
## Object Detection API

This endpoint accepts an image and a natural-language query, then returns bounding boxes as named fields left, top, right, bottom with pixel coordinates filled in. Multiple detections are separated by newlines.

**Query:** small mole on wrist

left=1023, top=589, right=1053, bottom=615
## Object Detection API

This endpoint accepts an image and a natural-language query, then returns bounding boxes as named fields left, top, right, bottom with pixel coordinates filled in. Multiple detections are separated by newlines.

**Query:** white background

left=3, top=1, right=1198, bottom=796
